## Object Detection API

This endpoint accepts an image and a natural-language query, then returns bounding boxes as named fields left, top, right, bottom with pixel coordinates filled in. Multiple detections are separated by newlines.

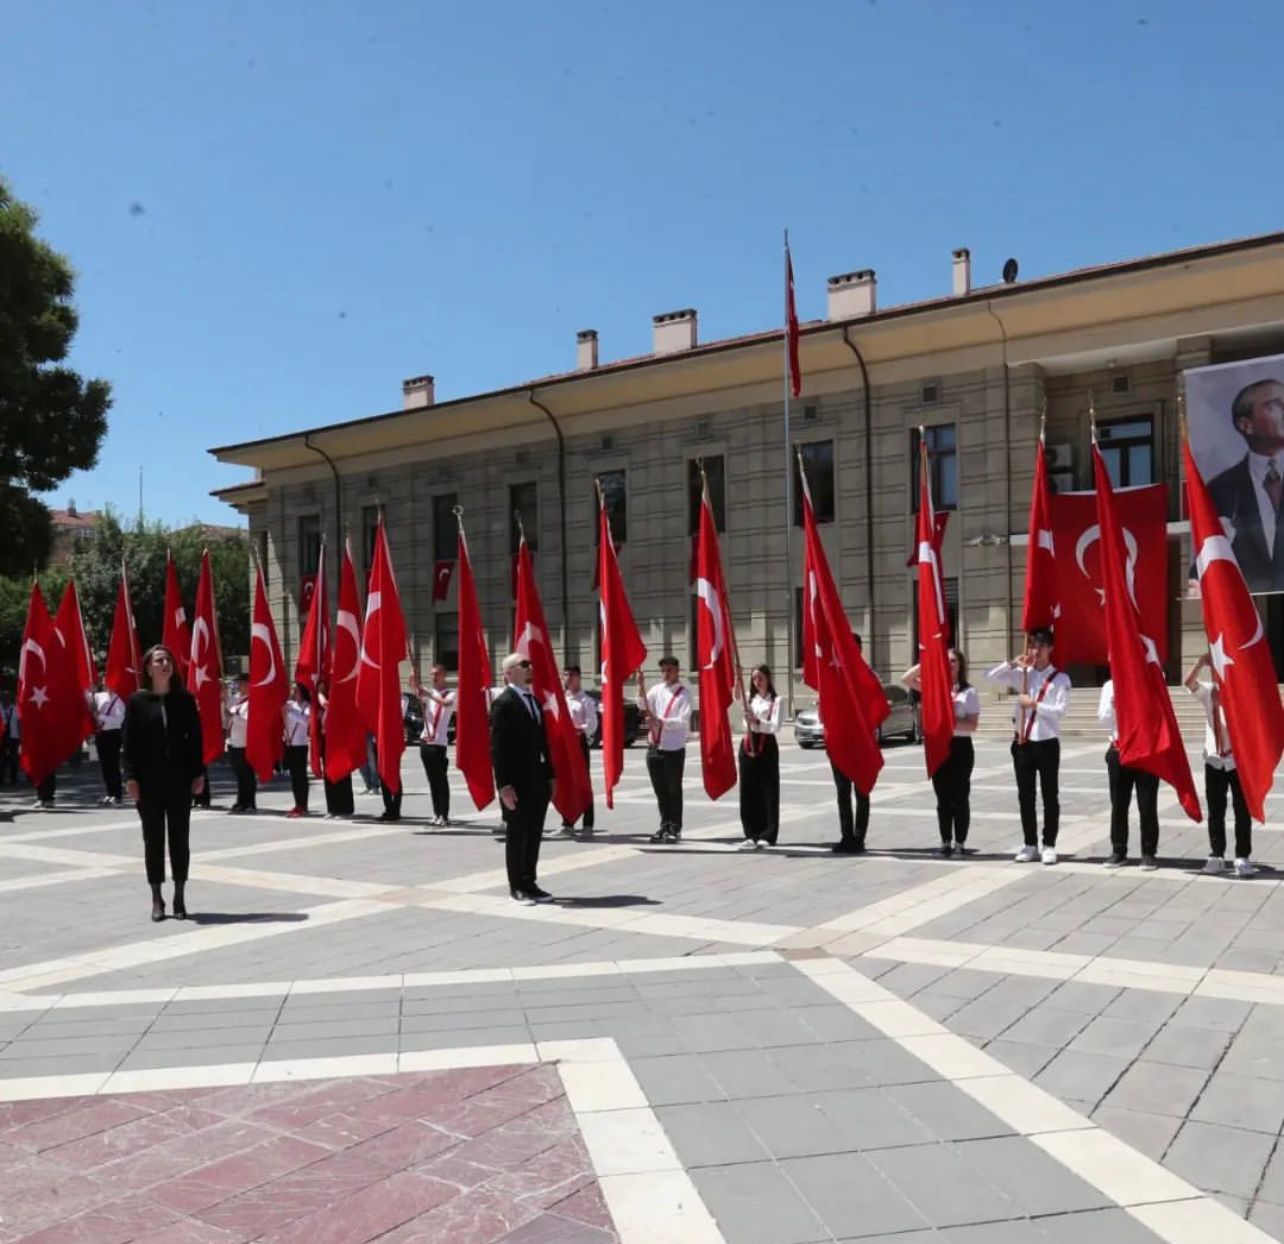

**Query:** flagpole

left=782, top=229, right=795, bottom=721
left=699, top=459, right=749, bottom=713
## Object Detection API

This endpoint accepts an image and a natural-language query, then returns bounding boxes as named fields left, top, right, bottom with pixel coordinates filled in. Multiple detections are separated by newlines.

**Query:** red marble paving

left=0, top=1064, right=619, bottom=1244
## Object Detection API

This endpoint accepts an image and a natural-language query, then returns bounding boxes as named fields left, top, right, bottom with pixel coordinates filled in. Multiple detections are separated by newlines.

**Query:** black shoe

left=939, top=843, right=954, bottom=858
left=831, top=839, right=865, bottom=855
left=173, top=897, right=188, bottom=920
left=377, top=812, right=400, bottom=823
left=510, top=889, right=536, bottom=906
left=649, top=830, right=667, bottom=843
left=151, top=897, right=166, bottom=922
left=528, top=886, right=554, bottom=904
left=1104, top=853, right=1127, bottom=868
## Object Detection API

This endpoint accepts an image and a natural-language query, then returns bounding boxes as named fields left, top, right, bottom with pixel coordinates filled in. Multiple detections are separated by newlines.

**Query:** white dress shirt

left=1097, top=679, right=1117, bottom=746
left=227, top=697, right=249, bottom=748
left=419, top=688, right=456, bottom=746
left=94, top=690, right=126, bottom=732
left=284, top=701, right=310, bottom=747
left=1248, top=449, right=1284, bottom=553
left=640, top=681, right=691, bottom=750
left=565, top=688, right=599, bottom=739
left=985, top=661, right=1071, bottom=741
left=951, top=685, right=980, bottom=737
left=1188, top=680, right=1235, bottom=771
left=747, top=693, right=781, bottom=735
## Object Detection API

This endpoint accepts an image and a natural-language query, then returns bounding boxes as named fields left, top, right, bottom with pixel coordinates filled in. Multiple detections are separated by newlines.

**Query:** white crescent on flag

left=191, top=618, right=212, bottom=688
left=1075, top=524, right=1140, bottom=607
left=20, top=638, right=46, bottom=683
left=335, top=610, right=361, bottom=682
left=360, top=591, right=381, bottom=670
left=695, top=577, right=724, bottom=669
left=516, top=622, right=545, bottom=659
left=251, top=621, right=277, bottom=687
left=918, top=543, right=946, bottom=626
left=1037, top=528, right=1055, bottom=555
left=1196, top=535, right=1264, bottom=650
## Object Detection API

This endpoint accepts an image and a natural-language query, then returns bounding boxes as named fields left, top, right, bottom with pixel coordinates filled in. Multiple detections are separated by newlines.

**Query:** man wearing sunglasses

left=491, top=652, right=557, bottom=905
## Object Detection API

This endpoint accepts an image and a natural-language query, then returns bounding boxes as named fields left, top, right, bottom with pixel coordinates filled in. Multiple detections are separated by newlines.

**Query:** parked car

left=584, top=689, right=642, bottom=749
left=793, top=683, right=920, bottom=748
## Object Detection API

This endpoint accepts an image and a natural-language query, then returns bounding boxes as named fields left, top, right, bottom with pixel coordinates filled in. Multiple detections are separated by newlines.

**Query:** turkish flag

left=104, top=562, right=141, bottom=700
left=294, top=545, right=331, bottom=778
left=786, top=241, right=802, bottom=399
left=906, top=510, right=949, bottom=568
left=325, top=541, right=367, bottom=783
left=247, top=563, right=287, bottom=782
left=19, top=583, right=89, bottom=784
left=56, top=581, right=97, bottom=748
left=1022, top=438, right=1058, bottom=635
left=916, top=442, right=954, bottom=778
left=1184, top=439, right=1284, bottom=822
left=515, top=539, right=591, bottom=822
left=357, top=522, right=408, bottom=796
left=162, top=553, right=191, bottom=679
left=1049, top=483, right=1168, bottom=666
left=695, top=489, right=738, bottom=800
left=455, top=523, right=494, bottom=810
left=187, top=551, right=225, bottom=766
left=432, top=559, right=455, bottom=603
left=598, top=498, right=646, bottom=809
left=1093, top=444, right=1200, bottom=821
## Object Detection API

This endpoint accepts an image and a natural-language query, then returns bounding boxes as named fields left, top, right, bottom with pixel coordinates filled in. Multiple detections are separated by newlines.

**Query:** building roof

left=50, top=506, right=101, bottom=531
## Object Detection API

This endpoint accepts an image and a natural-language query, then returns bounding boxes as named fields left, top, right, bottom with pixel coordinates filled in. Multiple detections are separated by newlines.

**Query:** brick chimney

left=402, top=375, right=435, bottom=410
left=827, top=270, right=876, bottom=320
left=577, top=329, right=599, bottom=371
left=952, top=248, right=972, bottom=297
left=652, top=309, right=698, bottom=355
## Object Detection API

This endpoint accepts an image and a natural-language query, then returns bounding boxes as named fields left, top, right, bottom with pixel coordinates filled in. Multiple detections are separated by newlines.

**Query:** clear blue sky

left=4, top=0, right=1283, bottom=526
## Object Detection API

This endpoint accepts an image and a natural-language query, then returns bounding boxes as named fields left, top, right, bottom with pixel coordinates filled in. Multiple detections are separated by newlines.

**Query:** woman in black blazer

left=122, top=645, right=205, bottom=922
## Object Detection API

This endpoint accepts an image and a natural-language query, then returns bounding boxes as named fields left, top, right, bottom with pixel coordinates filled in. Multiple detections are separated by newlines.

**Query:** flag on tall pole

left=325, top=540, right=367, bottom=782
left=188, top=551, right=225, bottom=767
left=162, top=552, right=191, bottom=679
left=916, top=435, right=954, bottom=778
left=18, top=583, right=89, bottom=785
left=1183, top=435, right=1284, bottom=821
left=785, top=236, right=802, bottom=400
left=294, top=541, right=331, bottom=778
left=357, top=520, right=409, bottom=795
left=695, top=472, right=738, bottom=800
left=597, top=484, right=646, bottom=809
left=782, top=230, right=800, bottom=721
left=1092, top=439, right=1201, bottom=821
left=515, top=535, right=592, bottom=823
left=104, top=562, right=141, bottom=700
left=454, top=509, right=495, bottom=810
left=55, top=581, right=97, bottom=747
left=247, top=560, right=287, bottom=782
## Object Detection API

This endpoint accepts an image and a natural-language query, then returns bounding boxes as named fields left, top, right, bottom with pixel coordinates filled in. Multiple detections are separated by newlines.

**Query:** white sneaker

left=1041, top=847, right=1058, bottom=866
left=1235, top=857, right=1257, bottom=878
left=738, top=839, right=758, bottom=851
left=1014, top=845, right=1039, bottom=863
left=1203, top=856, right=1228, bottom=875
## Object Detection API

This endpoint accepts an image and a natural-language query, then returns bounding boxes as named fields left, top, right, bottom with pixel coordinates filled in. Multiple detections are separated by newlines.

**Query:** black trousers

left=1106, top=745, right=1160, bottom=857
left=286, top=745, right=310, bottom=811
left=228, top=747, right=257, bottom=809
left=324, top=773, right=354, bottom=816
left=562, top=736, right=595, bottom=829
left=504, top=788, right=549, bottom=893
left=140, top=778, right=192, bottom=885
left=1207, top=763, right=1252, bottom=859
left=381, top=779, right=402, bottom=820
left=1011, top=738, right=1060, bottom=846
left=97, top=729, right=123, bottom=800
left=646, top=747, right=685, bottom=831
left=739, top=736, right=780, bottom=843
left=192, top=764, right=211, bottom=808
left=932, top=735, right=974, bottom=845
left=420, top=743, right=451, bottom=819
left=2, top=737, right=17, bottom=785
left=831, top=760, right=870, bottom=844
left=36, top=774, right=56, bottom=803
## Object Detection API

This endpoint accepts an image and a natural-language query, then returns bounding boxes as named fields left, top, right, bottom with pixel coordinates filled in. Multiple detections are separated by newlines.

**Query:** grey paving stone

left=926, top=969, right=1004, bottom=1001
left=938, top=1222, right=1046, bottom=1244
left=1090, top=1105, right=1181, bottom=1161
left=132, top=1024, right=275, bottom=1052
left=1163, top=1119, right=1275, bottom=1201
left=1169, top=995, right=1252, bottom=1033
left=875, top=962, right=954, bottom=996
left=400, top=1008, right=529, bottom=1033
left=784, top=1150, right=932, bottom=1237
left=0, top=1034, right=136, bottom=1061
left=949, top=997, right=1033, bottom=1043
left=963, top=1135, right=1113, bottom=1216
left=692, top=1160, right=830, bottom=1244
left=909, top=992, right=969, bottom=1023
left=1140, top=1022, right=1231, bottom=1071
left=742, top=1087, right=936, bottom=1158
left=668, top=1013, right=768, bottom=1053
left=21, top=1015, right=153, bottom=1041
left=796, top=1004, right=885, bottom=1043
left=146, top=1008, right=283, bottom=1035
left=1035, top=1207, right=1172, bottom=1243
left=1102, top=989, right=1184, bottom=1025
left=1068, top=1016, right=1160, bottom=1061
left=701, top=1048, right=803, bottom=1100
left=0, top=1054, right=128, bottom=1077
left=1101, top=1060, right=1210, bottom=1118
left=1042, top=981, right=1122, bottom=1015
left=400, top=1024, right=532, bottom=1051
left=654, top=1101, right=770, bottom=1167
left=258, top=1033, right=396, bottom=1061
left=1249, top=1135, right=1284, bottom=1206
left=999, top=1006, right=1091, bottom=1048
left=268, top=1017, right=400, bottom=1042
left=1191, top=1070, right=1284, bottom=1134
left=864, top=1142, right=1019, bottom=1229
left=983, top=1039, right=1060, bottom=1080
left=629, top=1052, right=726, bottom=1105
left=883, top=1080, right=1014, bottom=1142
left=115, top=1043, right=265, bottom=1070
left=768, top=1042, right=876, bottom=1093
left=1035, top=1049, right=1130, bottom=1106
left=1249, top=1199, right=1284, bottom=1240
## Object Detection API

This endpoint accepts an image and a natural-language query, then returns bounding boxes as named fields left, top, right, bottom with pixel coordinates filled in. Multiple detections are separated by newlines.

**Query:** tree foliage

left=0, top=178, right=111, bottom=575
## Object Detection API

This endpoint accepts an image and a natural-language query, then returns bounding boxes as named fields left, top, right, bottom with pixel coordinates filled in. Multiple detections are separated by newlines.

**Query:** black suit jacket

left=121, top=689, right=205, bottom=790
left=490, top=686, right=554, bottom=796
left=1207, top=455, right=1284, bottom=592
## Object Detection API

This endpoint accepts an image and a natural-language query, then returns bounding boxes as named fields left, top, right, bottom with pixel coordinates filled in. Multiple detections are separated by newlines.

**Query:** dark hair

left=751, top=664, right=777, bottom=699
left=294, top=682, right=312, bottom=703
left=949, top=649, right=970, bottom=690
left=1231, top=378, right=1283, bottom=434
left=1028, top=628, right=1054, bottom=647
left=431, top=662, right=446, bottom=674
left=142, top=645, right=181, bottom=692
left=564, top=664, right=582, bottom=676
left=659, top=655, right=680, bottom=668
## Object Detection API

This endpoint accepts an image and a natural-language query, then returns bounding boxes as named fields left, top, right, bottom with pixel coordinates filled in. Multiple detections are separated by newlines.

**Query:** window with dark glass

left=435, top=611, right=459, bottom=673
left=361, top=505, right=380, bottom=579
left=910, top=424, right=958, bottom=511
left=687, top=456, right=726, bottom=535
left=298, top=515, right=321, bottom=579
left=594, top=469, right=628, bottom=545
left=792, top=440, right=835, bottom=525
left=433, top=493, right=458, bottom=562
left=1097, top=416, right=1154, bottom=487
left=510, top=482, right=538, bottom=554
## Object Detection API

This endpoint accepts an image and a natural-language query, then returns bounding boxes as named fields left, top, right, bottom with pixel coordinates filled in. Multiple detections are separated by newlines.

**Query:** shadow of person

left=185, top=912, right=310, bottom=926
left=552, top=894, right=661, bottom=909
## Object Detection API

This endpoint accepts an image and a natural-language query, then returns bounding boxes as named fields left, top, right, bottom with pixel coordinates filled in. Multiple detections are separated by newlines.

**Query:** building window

left=687, top=456, right=726, bottom=535
left=793, top=440, right=835, bottom=525
left=912, top=577, right=960, bottom=651
left=298, top=514, right=321, bottom=579
left=435, top=611, right=459, bottom=673
left=910, top=424, right=958, bottom=511
left=433, top=493, right=458, bottom=562
left=361, top=505, right=380, bottom=580
left=595, top=469, right=628, bottom=546
left=1097, top=416, right=1153, bottom=487
left=510, top=482, right=538, bottom=554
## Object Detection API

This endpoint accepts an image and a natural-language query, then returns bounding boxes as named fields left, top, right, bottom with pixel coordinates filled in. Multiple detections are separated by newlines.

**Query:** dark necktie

left=523, top=693, right=539, bottom=723
left=1266, top=461, right=1283, bottom=514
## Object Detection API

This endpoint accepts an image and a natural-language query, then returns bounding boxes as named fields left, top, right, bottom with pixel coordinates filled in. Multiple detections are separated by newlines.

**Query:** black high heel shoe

left=151, top=895, right=166, bottom=922
left=172, top=886, right=188, bottom=920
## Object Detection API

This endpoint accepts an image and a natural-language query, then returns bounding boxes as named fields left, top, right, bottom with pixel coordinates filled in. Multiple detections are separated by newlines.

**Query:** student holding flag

left=739, top=665, right=781, bottom=849
left=638, top=657, right=692, bottom=844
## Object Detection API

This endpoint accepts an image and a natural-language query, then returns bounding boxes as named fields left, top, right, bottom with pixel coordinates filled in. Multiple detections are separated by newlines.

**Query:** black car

left=583, top=689, right=641, bottom=749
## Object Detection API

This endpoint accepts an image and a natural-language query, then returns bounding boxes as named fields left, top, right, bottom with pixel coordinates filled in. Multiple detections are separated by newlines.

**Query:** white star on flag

left=1140, top=634, right=1162, bottom=666
left=29, top=686, right=48, bottom=708
left=543, top=691, right=560, bottom=719
left=1209, top=633, right=1235, bottom=678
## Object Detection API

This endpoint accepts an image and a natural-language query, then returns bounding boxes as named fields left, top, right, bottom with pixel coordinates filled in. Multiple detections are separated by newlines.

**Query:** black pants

left=97, top=729, right=123, bottom=800
left=381, top=781, right=402, bottom=821
left=36, top=774, right=55, bottom=804
left=932, top=735, right=974, bottom=845
left=228, top=747, right=256, bottom=809
left=324, top=774, right=354, bottom=816
left=646, top=747, right=685, bottom=832
left=1207, top=763, right=1252, bottom=859
left=1011, top=738, right=1060, bottom=846
left=192, top=764, right=211, bottom=808
left=562, top=735, right=595, bottom=830
left=739, top=736, right=780, bottom=843
left=286, top=745, right=310, bottom=811
left=140, top=778, right=191, bottom=885
left=420, top=744, right=451, bottom=819
left=831, top=760, right=870, bottom=844
left=1107, top=745, right=1160, bottom=857
left=2, top=737, right=17, bottom=785
left=505, top=788, right=549, bottom=893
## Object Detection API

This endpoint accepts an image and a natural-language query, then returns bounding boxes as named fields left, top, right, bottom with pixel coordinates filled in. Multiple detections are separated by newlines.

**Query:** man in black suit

left=491, top=652, right=557, bottom=906
left=1207, top=377, right=1284, bottom=592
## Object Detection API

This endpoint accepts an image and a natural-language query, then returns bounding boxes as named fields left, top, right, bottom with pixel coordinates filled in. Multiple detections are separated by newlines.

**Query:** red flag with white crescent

left=455, top=522, right=494, bottom=810
left=357, top=521, right=408, bottom=795
left=916, top=441, right=954, bottom=779
left=1022, top=435, right=1058, bottom=635
left=324, top=541, right=367, bottom=783
left=162, top=552, right=191, bottom=680
left=104, top=562, right=141, bottom=700
left=598, top=497, right=646, bottom=809
left=695, top=488, right=737, bottom=800
left=187, top=551, right=225, bottom=766
left=294, top=545, right=331, bottom=778
left=246, top=562, right=287, bottom=782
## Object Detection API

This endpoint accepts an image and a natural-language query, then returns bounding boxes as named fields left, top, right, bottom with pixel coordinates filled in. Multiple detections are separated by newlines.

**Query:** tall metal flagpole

left=783, top=229, right=795, bottom=721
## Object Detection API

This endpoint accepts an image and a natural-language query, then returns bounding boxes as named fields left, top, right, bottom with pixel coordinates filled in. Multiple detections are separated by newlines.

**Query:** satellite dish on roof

left=1002, top=258, right=1019, bottom=284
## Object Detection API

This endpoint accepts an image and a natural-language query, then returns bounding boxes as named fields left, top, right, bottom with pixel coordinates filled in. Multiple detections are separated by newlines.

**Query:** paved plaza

left=3, top=738, right=1284, bottom=1241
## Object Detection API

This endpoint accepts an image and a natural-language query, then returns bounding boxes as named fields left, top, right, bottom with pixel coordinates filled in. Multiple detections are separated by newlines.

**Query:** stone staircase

left=974, top=684, right=1211, bottom=742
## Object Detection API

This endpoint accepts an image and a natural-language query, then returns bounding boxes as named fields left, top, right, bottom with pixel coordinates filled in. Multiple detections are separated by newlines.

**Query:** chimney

left=652, top=308, right=698, bottom=355
left=827, top=270, right=876, bottom=320
left=576, top=329, right=599, bottom=371
left=952, top=248, right=972, bottom=297
left=402, top=374, right=435, bottom=410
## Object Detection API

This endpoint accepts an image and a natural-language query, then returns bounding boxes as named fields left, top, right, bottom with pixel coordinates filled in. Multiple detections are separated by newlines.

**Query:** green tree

left=0, top=178, right=111, bottom=575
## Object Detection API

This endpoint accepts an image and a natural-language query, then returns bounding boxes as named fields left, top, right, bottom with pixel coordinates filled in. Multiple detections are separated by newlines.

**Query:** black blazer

left=490, top=686, right=554, bottom=796
left=1207, top=456, right=1284, bottom=592
left=121, top=690, right=204, bottom=790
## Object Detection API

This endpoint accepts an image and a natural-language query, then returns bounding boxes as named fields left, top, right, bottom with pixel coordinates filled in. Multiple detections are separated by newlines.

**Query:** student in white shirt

left=225, top=675, right=256, bottom=813
left=637, top=656, right=692, bottom=844
left=1185, top=652, right=1256, bottom=876
left=739, top=665, right=781, bottom=849
left=986, top=627, right=1071, bottom=865
left=417, top=663, right=456, bottom=827
left=283, top=683, right=312, bottom=818
left=92, top=680, right=127, bottom=805
left=1098, top=679, right=1161, bottom=870
left=557, top=665, right=599, bottom=837
left=903, top=649, right=979, bottom=857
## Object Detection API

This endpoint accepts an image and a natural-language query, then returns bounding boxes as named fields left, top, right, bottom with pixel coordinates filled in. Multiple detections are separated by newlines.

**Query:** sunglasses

left=518, top=660, right=531, bottom=669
